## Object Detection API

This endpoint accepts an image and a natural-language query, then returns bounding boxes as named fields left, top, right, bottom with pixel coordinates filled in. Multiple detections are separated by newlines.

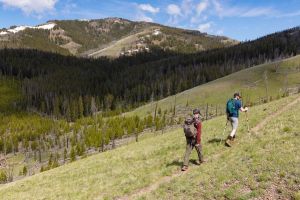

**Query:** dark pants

left=183, top=137, right=203, bottom=166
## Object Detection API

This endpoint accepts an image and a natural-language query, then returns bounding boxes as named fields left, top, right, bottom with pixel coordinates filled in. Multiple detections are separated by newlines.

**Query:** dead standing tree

left=283, top=71, right=289, bottom=96
left=173, top=95, right=177, bottom=117
left=0, top=155, right=14, bottom=183
left=263, top=70, right=269, bottom=102
left=90, top=97, right=101, bottom=151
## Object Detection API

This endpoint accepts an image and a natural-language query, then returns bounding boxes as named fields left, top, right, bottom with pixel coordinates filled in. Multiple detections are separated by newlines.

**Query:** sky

left=0, top=0, right=300, bottom=41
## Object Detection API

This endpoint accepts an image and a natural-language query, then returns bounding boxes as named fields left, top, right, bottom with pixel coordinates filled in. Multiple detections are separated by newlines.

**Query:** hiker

left=182, top=108, right=204, bottom=171
left=225, top=92, right=248, bottom=147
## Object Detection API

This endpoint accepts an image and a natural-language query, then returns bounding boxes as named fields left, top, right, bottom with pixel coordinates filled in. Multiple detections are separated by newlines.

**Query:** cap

left=193, top=108, right=201, bottom=114
left=234, top=92, right=242, bottom=98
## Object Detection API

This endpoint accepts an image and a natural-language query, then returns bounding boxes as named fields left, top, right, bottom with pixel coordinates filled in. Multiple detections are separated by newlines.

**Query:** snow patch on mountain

left=153, top=29, right=161, bottom=36
left=79, top=19, right=90, bottom=22
left=35, top=23, right=56, bottom=30
left=0, top=31, right=8, bottom=35
left=8, top=26, right=31, bottom=33
left=0, top=23, right=56, bottom=36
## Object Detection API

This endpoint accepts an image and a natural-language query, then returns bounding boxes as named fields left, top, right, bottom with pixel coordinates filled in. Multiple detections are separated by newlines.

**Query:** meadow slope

left=127, top=55, right=300, bottom=117
left=0, top=94, right=299, bottom=200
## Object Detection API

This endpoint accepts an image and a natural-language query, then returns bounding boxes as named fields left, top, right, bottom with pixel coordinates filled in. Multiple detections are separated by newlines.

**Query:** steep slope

left=127, top=55, right=300, bottom=117
left=0, top=94, right=299, bottom=200
left=0, top=18, right=237, bottom=57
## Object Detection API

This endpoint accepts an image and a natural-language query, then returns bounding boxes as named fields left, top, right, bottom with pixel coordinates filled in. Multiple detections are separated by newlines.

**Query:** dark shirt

left=232, top=99, right=242, bottom=118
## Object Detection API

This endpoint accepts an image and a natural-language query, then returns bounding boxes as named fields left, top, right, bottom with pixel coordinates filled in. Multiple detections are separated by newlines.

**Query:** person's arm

left=240, top=107, right=248, bottom=112
left=195, top=120, right=202, bottom=145
left=238, top=100, right=248, bottom=112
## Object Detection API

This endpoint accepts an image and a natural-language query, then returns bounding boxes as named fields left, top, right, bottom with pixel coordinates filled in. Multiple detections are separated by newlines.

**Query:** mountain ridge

left=0, top=17, right=238, bottom=57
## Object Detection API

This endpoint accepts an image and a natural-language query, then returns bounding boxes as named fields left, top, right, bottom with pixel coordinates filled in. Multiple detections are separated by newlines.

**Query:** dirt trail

left=116, top=171, right=187, bottom=200
left=116, top=96, right=300, bottom=200
left=252, top=96, right=300, bottom=134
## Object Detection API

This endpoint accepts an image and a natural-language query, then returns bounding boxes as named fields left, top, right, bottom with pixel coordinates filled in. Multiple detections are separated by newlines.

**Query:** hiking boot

left=195, top=159, right=206, bottom=165
left=225, top=136, right=233, bottom=147
left=232, top=135, right=236, bottom=141
left=181, top=165, right=188, bottom=171
left=195, top=160, right=201, bottom=165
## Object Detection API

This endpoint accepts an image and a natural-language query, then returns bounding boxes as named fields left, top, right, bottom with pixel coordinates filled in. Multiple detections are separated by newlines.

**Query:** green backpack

left=226, top=99, right=236, bottom=116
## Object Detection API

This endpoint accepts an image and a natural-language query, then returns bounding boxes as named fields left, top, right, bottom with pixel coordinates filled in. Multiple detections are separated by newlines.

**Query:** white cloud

left=138, top=15, right=154, bottom=22
left=166, top=4, right=182, bottom=24
left=181, top=0, right=194, bottom=16
left=241, top=7, right=274, bottom=17
left=198, top=22, right=211, bottom=32
left=211, top=0, right=275, bottom=18
left=61, top=2, right=77, bottom=15
left=167, top=4, right=182, bottom=16
left=196, top=0, right=209, bottom=16
left=277, top=10, right=300, bottom=18
left=138, top=4, right=159, bottom=14
left=211, top=0, right=240, bottom=18
left=191, top=15, right=207, bottom=24
left=0, top=0, right=58, bottom=14
left=212, top=0, right=222, bottom=14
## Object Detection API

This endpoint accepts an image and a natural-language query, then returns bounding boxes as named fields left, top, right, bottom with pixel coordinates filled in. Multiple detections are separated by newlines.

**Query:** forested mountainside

left=0, top=18, right=237, bottom=57
left=0, top=26, right=300, bottom=120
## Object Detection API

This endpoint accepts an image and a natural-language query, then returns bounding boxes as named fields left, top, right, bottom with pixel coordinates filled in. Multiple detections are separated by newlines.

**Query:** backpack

left=226, top=98, right=236, bottom=116
left=183, top=117, right=196, bottom=138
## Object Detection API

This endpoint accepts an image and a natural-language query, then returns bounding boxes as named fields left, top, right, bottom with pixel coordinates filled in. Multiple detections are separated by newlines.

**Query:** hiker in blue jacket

left=225, top=92, right=248, bottom=147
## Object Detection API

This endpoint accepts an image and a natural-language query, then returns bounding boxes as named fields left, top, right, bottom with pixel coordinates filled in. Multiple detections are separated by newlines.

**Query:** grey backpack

left=183, top=117, right=196, bottom=138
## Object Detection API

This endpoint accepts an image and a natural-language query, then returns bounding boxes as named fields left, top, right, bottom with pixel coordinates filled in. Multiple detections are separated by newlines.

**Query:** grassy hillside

left=128, top=55, right=300, bottom=117
left=0, top=29, right=70, bottom=56
left=86, top=25, right=238, bottom=58
left=0, top=94, right=299, bottom=200
left=142, top=97, right=300, bottom=200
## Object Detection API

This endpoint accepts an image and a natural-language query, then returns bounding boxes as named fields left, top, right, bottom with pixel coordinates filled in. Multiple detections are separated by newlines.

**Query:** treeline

left=0, top=113, right=168, bottom=156
left=0, top=107, right=176, bottom=180
left=0, top=27, right=300, bottom=120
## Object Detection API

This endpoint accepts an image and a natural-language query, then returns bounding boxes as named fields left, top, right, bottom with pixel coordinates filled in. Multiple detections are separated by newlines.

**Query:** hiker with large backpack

left=225, top=92, right=248, bottom=147
left=181, top=108, right=205, bottom=171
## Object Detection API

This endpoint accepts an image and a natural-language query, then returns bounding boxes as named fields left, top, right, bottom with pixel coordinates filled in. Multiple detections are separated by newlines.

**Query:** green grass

left=139, top=95, right=300, bottom=200
left=127, top=55, right=300, bottom=117
left=0, top=94, right=298, bottom=200
left=0, top=78, right=21, bottom=113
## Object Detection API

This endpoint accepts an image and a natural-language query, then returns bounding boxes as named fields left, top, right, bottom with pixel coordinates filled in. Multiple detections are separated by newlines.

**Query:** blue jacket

left=231, top=99, right=242, bottom=118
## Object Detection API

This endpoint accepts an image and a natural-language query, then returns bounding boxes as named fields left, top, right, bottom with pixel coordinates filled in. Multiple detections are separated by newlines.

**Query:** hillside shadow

left=190, top=159, right=199, bottom=165
left=166, top=160, right=183, bottom=167
left=207, top=138, right=223, bottom=143
left=166, top=159, right=203, bottom=167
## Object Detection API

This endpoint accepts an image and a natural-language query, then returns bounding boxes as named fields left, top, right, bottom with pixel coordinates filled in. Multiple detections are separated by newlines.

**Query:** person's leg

left=230, top=117, right=239, bottom=137
left=226, top=117, right=238, bottom=147
left=195, top=144, right=204, bottom=163
left=183, top=138, right=193, bottom=168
